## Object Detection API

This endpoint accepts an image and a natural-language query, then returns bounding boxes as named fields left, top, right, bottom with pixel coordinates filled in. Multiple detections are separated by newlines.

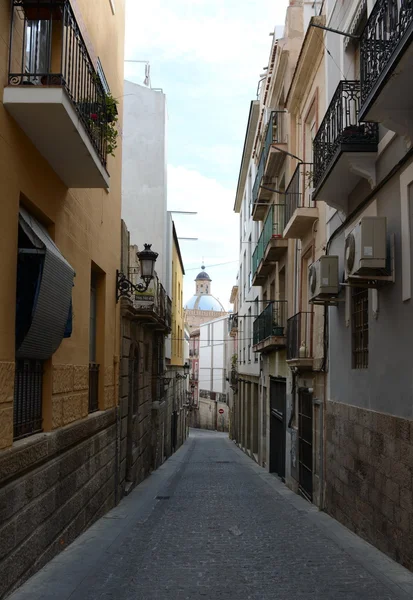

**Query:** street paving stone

left=9, top=429, right=413, bottom=599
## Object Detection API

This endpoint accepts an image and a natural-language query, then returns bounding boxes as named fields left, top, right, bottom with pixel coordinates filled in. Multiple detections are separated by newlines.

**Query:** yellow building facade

left=0, top=1, right=125, bottom=596
left=171, top=223, right=185, bottom=366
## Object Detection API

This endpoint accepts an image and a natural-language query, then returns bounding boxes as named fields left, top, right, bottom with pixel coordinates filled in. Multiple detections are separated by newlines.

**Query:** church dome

left=185, top=265, right=225, bottom=313
left=184, top=294, right=225, bottom=311
left=195, top=271, right=211, bottom=281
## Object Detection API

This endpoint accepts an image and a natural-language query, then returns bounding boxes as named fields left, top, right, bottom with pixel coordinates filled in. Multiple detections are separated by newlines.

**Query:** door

left=298, top=388, right=313, bottom=501
left=269, top=377, right=286, bottom=479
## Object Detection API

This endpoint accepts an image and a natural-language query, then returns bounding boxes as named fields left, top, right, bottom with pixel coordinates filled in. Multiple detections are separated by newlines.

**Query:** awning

left=16, top=207, right=75, bottom=360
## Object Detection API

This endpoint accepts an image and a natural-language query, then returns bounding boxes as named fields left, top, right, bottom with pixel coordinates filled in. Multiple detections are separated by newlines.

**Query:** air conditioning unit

left=345, top=217, right=387, bottom=278
left=308, top=256, right=339, bottom=302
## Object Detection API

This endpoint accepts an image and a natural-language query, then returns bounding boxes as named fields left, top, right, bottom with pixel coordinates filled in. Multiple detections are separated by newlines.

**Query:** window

left=352, top=288, right=368, bottom=369
left=89, top=271, right=99, bottom=412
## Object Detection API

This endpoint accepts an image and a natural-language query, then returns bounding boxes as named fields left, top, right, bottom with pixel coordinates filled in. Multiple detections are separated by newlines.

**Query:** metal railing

left=252, top=150, right=265, bottom=209
left=13, top=359, right=43, bottom=440
left=228, top=313, right=238, bottom=333
left=252, top=204, right=286, bottom=277
left=360, top=0, right=413, bottom=107
left=285, top=163, right=314, bottom=224
left=313, top=81, right=379, bottom=190
left=253, top=301, right=288, bottom=345
left=287, top=312, right=313, bottom=360
left=88, top=362, right=99, bottom=413
left=8, top=0, right=108, bottom=166
left=263, top=110, right=286, bottom=157
left=252, top=111, right=286, bottom=209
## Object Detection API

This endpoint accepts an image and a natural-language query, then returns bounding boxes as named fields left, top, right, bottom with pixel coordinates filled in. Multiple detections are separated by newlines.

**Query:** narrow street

left=9, top=429, right=413, bottom=600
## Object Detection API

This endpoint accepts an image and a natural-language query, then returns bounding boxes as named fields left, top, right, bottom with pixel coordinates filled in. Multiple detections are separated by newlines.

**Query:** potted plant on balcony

left=79, top=92, right=119, bottom=157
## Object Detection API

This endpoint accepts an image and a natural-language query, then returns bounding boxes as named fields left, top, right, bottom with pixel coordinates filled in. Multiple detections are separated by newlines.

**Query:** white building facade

left=198, top=316, right=230, bottom=432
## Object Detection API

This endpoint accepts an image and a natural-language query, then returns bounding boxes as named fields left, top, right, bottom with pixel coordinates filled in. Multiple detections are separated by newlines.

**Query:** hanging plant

left=80, top=91, right=119, bottom=158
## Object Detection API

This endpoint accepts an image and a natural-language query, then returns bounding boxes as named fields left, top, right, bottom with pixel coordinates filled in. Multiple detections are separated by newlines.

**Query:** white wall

left=199, top=316, right=230, bottom=397
left=122, top=80, right=167, bottom=285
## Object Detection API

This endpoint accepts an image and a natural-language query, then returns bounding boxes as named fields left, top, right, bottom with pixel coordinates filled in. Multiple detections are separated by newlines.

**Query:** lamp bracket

left=116, top=269, right=152, bottom=302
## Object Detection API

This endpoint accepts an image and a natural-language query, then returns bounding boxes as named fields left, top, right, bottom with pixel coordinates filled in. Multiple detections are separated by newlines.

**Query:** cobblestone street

left=10, top=430, right=413, bottom=600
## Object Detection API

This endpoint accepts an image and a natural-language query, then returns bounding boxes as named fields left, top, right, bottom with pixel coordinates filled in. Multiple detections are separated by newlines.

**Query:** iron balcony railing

left=252, top=111, right=286, bottom=209
left=13, top=359, right=43, bottom=440
left=252, top=204, right=286, bottom=277
left=263, top=110, right=285, bottom=158
left=88, top=362, right=99, bottom=413
left=313, top=81, right=379, bottom=190
left=252, top=149, right=265, bottom=209
left=360, top=0, right=413, bottom=107
left=253, top=301, right=288, bottom=345
left=285, top=163, right=314, bottom=225
left=228, top=313, right=238, bottom=333
left=287, top=312, right=313, bottom=361
left=8, top=0, right=109, bottom=166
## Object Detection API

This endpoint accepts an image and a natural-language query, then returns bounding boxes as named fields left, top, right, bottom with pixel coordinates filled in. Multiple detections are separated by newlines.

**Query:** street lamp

left=176, top=362, right=190, bottom=379
left=116, top=243, right=158, bottom=302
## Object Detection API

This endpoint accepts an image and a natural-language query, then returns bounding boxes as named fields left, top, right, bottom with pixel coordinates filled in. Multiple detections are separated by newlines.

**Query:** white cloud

left=167, top=165, right=238, bottom=308
left=125, top=0, right=289, bottom=84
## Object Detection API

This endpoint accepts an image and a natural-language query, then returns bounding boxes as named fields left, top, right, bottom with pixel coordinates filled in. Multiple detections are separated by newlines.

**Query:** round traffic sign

left=218, top=408, right=224, bottom=414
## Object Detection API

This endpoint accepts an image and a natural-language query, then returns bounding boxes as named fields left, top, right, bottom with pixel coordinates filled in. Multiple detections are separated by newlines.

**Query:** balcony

left=252, top=204, right=287, bottom=286
left=360, top=0, right=413, bottom=134
left=283, top=163, right=318, bottom=239
left=252, top=111, right=287, bottom=220
left=312, top=81, right=379, bottom=213
left=4, top=0, right=111, bottom=188
left=252, top=301, right=287, bottom=354
left=228, top=313, right=238, bottom=336
left=286, top=312, right=313, bottom=370
left=121, top=276, right=172, bottom=332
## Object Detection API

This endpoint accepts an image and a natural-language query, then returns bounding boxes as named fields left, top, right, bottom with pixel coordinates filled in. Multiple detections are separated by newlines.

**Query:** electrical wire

left=185, top=260, right=238, bottom=271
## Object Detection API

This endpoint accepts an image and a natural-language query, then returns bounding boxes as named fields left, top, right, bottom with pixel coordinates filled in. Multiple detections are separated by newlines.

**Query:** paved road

left=9, top=429, right=413, bottom=599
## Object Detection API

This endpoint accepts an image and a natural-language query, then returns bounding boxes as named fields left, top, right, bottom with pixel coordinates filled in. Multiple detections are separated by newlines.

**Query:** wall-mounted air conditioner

left=309, top=256, right=339, bottom=303
left=345, top=217, right=387, bottom=278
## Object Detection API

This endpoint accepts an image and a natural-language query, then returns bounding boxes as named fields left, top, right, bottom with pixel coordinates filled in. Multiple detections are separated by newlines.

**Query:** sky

left=124, top=0, right=289, bottom=309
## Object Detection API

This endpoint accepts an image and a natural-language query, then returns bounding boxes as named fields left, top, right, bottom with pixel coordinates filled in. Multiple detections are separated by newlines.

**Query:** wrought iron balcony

left=252, top=111, right=286, bottom=220
left=252, top=301, right=287, bottom=353
left=284, top=163, right=317, bottom=239
left=4, top=0, right=111, bottom=187
left=252, top=204, right=287, bottom=286
left=312, top=81, right=378, bottom=212
left=123, top=275, right=172, bottom=332
left=228, top=313, right=238, bottom=335
left=287, top=312, right=313, bottom=368
left=360, top=0, right=413, bottom=124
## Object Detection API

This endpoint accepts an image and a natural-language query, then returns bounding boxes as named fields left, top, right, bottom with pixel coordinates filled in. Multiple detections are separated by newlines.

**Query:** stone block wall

left=326, top=400, right=413, bottom=570
left=0, top=362, right=14, bottom=450
left=0, top=410, right=116, bottom=599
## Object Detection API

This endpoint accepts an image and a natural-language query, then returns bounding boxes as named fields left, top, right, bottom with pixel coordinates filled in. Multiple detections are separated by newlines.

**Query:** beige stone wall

left=0, top=1, right=125, bottom=447
left=326, top=400, right=413, bottom=571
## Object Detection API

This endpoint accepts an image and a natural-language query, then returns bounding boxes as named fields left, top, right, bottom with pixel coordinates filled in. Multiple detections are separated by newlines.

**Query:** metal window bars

left=88, top=362, right=99, bottom=413
left=13, top=359, right=43, bottom=440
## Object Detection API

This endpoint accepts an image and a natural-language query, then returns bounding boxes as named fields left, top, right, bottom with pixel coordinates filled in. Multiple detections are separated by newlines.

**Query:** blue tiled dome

left=195, top=268, right=211, bottom=282
left=184, top=294, right=225, bottom=311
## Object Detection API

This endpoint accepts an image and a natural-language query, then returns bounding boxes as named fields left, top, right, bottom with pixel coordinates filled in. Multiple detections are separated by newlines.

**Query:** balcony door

left=25, top=19, right=51, bottom=83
